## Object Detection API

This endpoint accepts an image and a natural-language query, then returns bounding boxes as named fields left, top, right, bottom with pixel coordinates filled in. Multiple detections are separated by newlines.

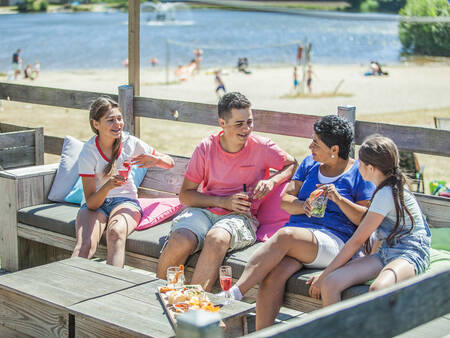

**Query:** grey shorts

left=170, top=207, right=258, bottom=253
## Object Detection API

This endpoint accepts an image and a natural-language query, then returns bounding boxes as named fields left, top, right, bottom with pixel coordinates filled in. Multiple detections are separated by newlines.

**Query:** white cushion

left=48, top=136, right=84, bottom=202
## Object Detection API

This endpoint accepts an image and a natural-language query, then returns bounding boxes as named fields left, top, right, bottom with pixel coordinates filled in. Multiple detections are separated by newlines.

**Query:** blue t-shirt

left=285, top=155, right=376, bottom=242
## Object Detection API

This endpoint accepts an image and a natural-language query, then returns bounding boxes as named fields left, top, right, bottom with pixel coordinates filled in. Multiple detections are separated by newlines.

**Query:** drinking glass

left=219, top=265, right=233, bottom=305
left=166, top=266, right=185, bottom=288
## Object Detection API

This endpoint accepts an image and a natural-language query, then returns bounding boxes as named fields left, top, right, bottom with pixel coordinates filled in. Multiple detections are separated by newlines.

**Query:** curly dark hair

left=218, top=92, right=251, bottom=120
left=314, top=115, right=354, bottom=160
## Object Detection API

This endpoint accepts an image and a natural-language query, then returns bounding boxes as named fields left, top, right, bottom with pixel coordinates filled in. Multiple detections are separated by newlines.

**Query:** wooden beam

left=134, top=96, right=321, bottom=139
left=128, top=0, right=140, bottom=137
left=34, top=127, right=44, bottom=165
left=414, top=193, right=450, bottom=228
left=0, top=83, right=117, bottom=110
left=44, top=135, right=65, bottom=156
left=355, top=121, right=450, bottom=157
left=247, top=269, right=450, bottom=338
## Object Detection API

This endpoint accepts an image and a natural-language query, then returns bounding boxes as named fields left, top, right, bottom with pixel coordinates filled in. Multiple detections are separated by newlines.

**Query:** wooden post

left=34, top=127, right=44, bottom=165
left=0, top=176, right=19, bottom=271
left=119, top=85, right=134, bottom=135
left=128, top=0, right=140, bottom=138
left=337, top=105, right=356, bottom=157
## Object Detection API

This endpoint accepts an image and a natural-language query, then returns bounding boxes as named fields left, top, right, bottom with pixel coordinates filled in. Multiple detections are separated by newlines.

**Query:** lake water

left=0, top=8, right=402, bottom=71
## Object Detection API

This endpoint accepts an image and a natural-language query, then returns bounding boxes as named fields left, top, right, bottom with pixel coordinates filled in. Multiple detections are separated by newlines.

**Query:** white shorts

left=303, top=229, right=345, bottom=269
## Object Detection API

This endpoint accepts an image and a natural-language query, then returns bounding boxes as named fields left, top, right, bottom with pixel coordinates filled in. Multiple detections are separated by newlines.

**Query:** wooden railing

left=1, top=82, right=449, bottom=158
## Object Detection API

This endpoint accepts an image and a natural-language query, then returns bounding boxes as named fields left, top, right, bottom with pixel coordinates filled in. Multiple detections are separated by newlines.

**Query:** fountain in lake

left=141, top=1, right=193, bottom=26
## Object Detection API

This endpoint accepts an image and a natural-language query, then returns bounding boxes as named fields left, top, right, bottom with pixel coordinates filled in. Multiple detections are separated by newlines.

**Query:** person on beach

left=306, top=64, right=314, bottom=94
left=215, top=70, right=226, bottom=99
left=71, top=97, right=174, bottom=267
left=296, top=43, right=303, bottom=65
left=32, top=61, right=40, bottom=79
left=293, top=66, right=299, bottom=91
left=225, top=115, right=375, bottom=330
left=193, top=47, right=203, bottom=74
left=307, top=135, right=431, bottom=305
left=12, top=49, right=22, bottom=80
left=157, top=92, right=297, bottom=291
left=24, top=64, right=32, bottom=80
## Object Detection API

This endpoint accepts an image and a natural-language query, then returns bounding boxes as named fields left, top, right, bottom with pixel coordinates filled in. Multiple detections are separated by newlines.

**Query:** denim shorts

left=374, top=234, right=431, bottom=274
left=170, top=207, right=258, bottom=253
left=80, top=197, right=142, bottom=218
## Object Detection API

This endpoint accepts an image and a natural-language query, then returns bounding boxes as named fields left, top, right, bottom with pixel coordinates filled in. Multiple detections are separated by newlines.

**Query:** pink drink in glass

left=220, top=276, right=232, bottom=291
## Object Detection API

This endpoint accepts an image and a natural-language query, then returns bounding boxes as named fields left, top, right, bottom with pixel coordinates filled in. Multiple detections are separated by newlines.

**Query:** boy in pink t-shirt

left=157, top=92, right=297, bottom=291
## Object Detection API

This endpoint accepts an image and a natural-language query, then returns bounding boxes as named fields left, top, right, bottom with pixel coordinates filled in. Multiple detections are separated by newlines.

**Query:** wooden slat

left=247, top=269, right=450, bottom=338
left=0, top=82, right=116, bottom=110
left=140, top=155, right=189, bottom=194
left=414, top=193, right=450, bottom=228
left=0, top=323, right=34, bottom=338
left=0, top=162, right=58, bottom=180
left=134, top=96, right=321, bottom=138
left=0, top=289, right=69, bottom=338
left=355, top=121, right=450, bottom=157
left=44, top=135, right=65, bottom=155
left=0, top=122, right=31, bottom=133
left=17, top=176, right=45, bottom=209
left=0, top=130, right=35, bottom=148
left=0, top=146, right=35, bottom=169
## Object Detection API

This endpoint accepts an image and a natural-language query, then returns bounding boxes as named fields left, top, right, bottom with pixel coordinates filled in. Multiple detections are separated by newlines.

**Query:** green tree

left=399, top=0, right=450, bottom=56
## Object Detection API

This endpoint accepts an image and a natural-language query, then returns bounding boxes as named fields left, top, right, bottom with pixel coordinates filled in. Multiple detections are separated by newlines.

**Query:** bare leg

left=321, top=255, right=383, bottom=306
left=157, top=228, right=198, bottom=279
left=72, top=208, right=107, bottom=259
left=191, top=227, right=231, bottom=291
left=369, top=258, right=415, bottom=292
left=106, top=205, right=141, bottom=267
left=236, top=227, right=318, bottom=295
left=256, top=256, right=302, bottom=330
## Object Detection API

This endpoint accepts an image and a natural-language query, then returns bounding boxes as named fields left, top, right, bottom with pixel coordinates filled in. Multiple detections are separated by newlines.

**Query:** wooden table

left=0, top=258, right=255, bottom=337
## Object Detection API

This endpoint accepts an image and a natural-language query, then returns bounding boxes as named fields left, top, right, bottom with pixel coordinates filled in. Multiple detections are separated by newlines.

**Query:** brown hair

left=89, top=97, right=122, bottom=177
left=358, top=135, right=414, bottom=254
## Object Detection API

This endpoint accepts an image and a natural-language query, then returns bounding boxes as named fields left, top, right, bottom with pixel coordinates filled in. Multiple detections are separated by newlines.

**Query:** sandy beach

left=3, top=62, right=450, bottom=117
left=1, top=62, right=449, bottom=190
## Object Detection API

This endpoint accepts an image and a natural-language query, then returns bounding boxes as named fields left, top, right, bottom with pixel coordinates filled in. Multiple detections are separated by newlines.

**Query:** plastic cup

left=310, top=194, right=328, bottom=218
left=167, top=266, right=185, bottom=288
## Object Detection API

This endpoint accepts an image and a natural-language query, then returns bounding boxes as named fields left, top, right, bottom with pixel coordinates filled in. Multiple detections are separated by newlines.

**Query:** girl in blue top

left=308, top=135, right=431, bottom=305
left=226, top=115, right=375, bottom=330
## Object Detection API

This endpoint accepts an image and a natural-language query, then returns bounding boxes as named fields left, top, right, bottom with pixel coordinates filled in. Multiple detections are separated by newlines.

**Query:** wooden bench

left=0, top=83, right=449, bottom=316
left=0, top=123, right=44, bottom=170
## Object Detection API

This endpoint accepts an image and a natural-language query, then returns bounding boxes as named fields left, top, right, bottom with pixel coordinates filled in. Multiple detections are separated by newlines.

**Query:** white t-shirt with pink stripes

left=78, top=133, right=154, bottom=200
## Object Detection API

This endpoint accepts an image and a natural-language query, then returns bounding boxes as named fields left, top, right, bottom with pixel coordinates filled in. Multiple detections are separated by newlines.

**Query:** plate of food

left=158, top=284, right=221, bottom=328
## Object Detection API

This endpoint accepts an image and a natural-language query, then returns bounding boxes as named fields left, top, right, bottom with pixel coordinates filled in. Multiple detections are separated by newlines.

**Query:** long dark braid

left=89, top=97, right=122, bottom=177
left=360, top=135, right=414, bottom=255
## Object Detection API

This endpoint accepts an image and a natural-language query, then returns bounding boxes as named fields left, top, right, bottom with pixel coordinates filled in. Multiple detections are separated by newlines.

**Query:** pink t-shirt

left=185, top=131, right=287, bottom=215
